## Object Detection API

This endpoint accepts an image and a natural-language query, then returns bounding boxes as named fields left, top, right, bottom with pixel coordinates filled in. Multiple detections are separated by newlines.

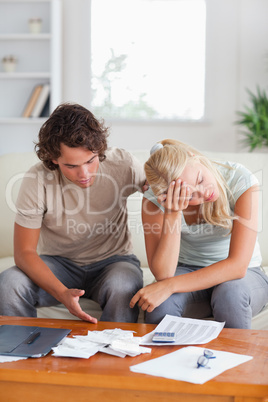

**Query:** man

left=0, top=103, right=145, bottom=323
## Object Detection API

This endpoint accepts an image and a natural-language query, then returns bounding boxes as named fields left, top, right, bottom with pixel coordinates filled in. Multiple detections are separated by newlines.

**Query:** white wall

left=238, top=0, right=268, bottom=150
left=2, top=0, right=267, bottom=155
left=61, top=0, right=268, bottom=153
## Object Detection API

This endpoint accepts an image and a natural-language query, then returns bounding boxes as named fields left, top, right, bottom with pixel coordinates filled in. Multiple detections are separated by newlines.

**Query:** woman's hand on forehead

left=157, top=178, right=191, bottom=212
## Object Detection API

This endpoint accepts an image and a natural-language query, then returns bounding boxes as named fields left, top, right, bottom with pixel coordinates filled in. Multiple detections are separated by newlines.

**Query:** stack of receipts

left=52, top=328, right=151, bottom=359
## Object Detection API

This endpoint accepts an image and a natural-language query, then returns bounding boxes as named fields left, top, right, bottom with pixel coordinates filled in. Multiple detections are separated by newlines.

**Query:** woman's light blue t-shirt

left=143, top=161, right=262, bottom=268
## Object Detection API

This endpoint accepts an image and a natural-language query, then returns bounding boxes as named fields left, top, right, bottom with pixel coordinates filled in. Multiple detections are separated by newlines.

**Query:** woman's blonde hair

left=145, top=139, right=235, bottom=230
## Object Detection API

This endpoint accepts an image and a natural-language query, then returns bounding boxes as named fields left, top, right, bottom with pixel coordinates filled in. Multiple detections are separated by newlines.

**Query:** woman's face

left=179, top=161, right=219, bottom=205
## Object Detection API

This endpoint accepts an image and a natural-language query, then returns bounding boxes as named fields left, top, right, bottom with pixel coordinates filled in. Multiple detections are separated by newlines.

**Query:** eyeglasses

left=197, top=349, right=216, bottom=369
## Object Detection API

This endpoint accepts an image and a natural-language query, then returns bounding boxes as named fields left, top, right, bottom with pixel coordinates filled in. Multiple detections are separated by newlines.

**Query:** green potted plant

left=235, top=86, right=268, bottom=151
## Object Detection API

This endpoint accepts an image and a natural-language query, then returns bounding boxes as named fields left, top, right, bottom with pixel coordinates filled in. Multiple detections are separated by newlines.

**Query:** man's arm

left=14, top=223, right=97, bottom=322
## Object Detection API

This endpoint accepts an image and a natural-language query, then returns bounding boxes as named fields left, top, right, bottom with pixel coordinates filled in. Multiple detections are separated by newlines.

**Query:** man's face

left=53, top=144, right=100, bottom=188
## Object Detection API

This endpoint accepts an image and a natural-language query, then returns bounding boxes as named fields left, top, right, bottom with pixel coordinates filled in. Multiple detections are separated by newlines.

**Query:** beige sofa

left=0, top=150, right=267, bottom=329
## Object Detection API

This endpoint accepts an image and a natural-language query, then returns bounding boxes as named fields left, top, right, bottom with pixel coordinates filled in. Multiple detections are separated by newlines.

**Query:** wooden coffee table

left=0, top=316, right=267, bottom=402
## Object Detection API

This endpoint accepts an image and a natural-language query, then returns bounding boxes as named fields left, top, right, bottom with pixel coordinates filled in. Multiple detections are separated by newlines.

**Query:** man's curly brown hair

left=35, top=103, right=109, bottom=170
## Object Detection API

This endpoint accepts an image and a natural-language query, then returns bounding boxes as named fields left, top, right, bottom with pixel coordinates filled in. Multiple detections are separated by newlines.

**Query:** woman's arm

left=14, top=223, right=97, bottom=322
left=142, top=180, right=190, bottom=280
left=142, top=198, right=181, bottom=279
left=131, top=185, right=259, bottom=312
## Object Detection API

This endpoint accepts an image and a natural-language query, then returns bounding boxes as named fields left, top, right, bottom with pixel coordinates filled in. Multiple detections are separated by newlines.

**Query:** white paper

left=0, top=355, right=28, bottom=363
left=141, top=315, right=225, bottom=345
left=130, top=346, right=253, bottom=384
left=99, top=345, right=127, bottom=358
left=52, top=328, right=151, bottom=359
left=75, top=328, right=136, bottom=345
left=52, top=336, right=100, bottom=358
left=110, top=340, right=151, bottom=357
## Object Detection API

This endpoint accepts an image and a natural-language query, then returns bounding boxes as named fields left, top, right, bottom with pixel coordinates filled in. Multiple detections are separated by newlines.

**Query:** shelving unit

left=0, top=0, right=62, bottom=154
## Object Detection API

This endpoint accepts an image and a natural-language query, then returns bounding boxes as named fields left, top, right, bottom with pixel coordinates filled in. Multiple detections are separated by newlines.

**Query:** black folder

left=0, top=325, right=71, bottom=358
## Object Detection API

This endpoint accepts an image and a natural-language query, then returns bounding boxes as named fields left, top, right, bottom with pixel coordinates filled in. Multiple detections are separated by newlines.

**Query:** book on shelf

left=30, top=84, right=50, bottom=118
left=40, top=95, right=50, bottom=118
left=22, top=84, right=43, bottom=118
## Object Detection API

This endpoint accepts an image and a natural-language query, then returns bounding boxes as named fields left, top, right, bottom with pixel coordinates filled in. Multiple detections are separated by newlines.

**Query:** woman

left=130, top=139, right=268, bottom=328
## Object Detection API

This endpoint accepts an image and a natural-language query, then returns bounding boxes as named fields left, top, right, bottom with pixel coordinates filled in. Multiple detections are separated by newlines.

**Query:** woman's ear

left=52, top=160, right=58, bottom=165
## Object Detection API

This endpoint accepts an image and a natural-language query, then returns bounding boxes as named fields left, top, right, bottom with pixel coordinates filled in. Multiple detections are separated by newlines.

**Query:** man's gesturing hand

left=61, top=288, right=98, bottom=323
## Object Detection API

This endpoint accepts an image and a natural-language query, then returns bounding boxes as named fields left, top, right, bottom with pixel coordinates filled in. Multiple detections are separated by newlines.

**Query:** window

left=91, top=0, right=206, bottom=120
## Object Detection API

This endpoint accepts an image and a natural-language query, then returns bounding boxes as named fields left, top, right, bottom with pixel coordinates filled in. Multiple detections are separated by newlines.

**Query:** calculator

left=152, top=331, right=176, bottom=343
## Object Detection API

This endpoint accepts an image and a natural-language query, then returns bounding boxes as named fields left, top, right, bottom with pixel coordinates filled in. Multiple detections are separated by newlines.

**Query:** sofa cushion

left=0, top=152, right=38, bottom=258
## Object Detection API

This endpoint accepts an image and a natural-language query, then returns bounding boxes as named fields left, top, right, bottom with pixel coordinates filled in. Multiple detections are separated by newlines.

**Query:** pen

left=27, top=331, right=41, bottom=344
